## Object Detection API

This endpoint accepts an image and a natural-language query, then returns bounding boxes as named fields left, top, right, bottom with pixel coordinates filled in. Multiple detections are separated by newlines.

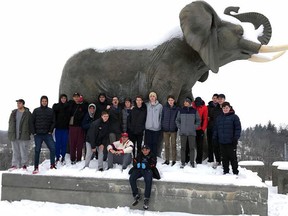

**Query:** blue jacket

left=161, top=103, right=179, bottom=132
left=213, top=110, right=241, bottom=144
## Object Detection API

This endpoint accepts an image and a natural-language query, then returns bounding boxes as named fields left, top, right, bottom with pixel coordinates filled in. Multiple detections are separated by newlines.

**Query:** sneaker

left=180, top=163, right=185, bottom=169
left=143, top=198, right=149, bottom=210
left=8, top=166, right=17, bottom=171
left=71, top=161, right=77, bottom=165
left=190, top=162, right=196, bottom=168
left=98, top=168, right=104, bottom=172
left=212, top=162, right=220, bottom=169
left=162, top=160, right=169, bottom=165
left=32, top=168, right=39, bottom=174
left=50, top=164, right=57, bottom=169
left=171, top=161, right=176, bottom=166
left=22, top=165, right=27, bottom=170
left=132, top=194, right=141, bottom=206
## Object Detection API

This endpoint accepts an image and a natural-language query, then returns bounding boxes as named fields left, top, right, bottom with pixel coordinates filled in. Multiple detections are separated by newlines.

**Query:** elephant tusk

left=249, top=51, right=286, bottom=62
left=259, top=45, right=288, bottom=53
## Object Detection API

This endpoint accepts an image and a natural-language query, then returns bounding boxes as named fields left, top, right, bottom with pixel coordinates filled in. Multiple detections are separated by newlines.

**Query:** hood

left=88, top=103, right=96, bottom=118
left=208, top=101, right=218, bottom=107
left=59, top=94, right=68, bottom=103
left=40, top=95, right=48, bottom=108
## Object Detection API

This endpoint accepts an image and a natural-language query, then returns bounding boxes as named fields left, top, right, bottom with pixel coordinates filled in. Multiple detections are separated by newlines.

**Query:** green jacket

left=8, top=107, right=32, bottom=141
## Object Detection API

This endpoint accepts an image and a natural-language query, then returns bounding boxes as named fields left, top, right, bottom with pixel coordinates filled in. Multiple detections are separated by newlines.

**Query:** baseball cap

left=16, top=99, right=25, bottom=105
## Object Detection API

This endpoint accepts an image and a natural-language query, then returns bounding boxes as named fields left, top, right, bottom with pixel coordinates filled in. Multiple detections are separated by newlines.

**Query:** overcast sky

left=0, top=0, right=287, bottom=130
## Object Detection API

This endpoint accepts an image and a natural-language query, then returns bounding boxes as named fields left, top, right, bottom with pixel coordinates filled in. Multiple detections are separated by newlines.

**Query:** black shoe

left=132, top=194, right=141, bottom=206
left=143, top=198, right=149, bottom=210
left=190, top=162, right=196, bottom=168
left=98, top=168, right=103, bottom=172
left=180, top=163, right=185, bottom=169
left=171, top=161, right=176, bottom=166
left=71, top=161, right=77, bottom=165
left=162, top=160, right=169, bottom=165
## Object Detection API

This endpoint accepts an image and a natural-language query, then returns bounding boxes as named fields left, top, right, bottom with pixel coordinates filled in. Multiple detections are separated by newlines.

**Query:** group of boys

left=7, top=91, right=241, bottom=209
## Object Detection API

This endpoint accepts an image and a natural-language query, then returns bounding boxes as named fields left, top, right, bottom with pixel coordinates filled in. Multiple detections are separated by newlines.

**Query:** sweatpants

left=84, top=142, right=104, bottom=169
left=107, top=152, right=132, bottom=169
left=55, top=128, right=69, bottom=160
left=69, top=126, right=85, bottom=162
left=11, top=140, right=30, bottom=167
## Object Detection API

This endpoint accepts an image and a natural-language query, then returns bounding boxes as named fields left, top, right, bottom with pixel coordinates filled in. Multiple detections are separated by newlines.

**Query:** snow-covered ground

left=1, top=158, right=288, bottom=215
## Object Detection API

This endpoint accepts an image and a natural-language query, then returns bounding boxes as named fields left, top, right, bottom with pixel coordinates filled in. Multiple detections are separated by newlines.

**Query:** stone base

left=272, top=161, right=288, bottom=187
left=239, top=161, right=265, bottom=182
left=1, top=173, right=268, bottom=215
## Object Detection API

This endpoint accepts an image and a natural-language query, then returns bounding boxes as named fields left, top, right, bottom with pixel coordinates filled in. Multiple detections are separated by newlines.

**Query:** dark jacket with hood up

left=52, top=94, right=70, bottom=129
left=31, top=96, right=55, bottom=134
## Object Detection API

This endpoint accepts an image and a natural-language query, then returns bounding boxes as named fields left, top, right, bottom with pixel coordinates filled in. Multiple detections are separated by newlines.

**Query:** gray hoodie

left=145, top=100, right=163, bottom=131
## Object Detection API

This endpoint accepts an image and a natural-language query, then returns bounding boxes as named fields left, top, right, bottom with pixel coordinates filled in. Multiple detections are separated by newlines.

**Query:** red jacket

left=192, top=101, right=208, bottom=131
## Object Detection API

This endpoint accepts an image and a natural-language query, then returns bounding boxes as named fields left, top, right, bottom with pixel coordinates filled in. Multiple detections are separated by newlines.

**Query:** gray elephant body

left=60, top=38, right=206, bottom=104
left=60, top=1, right=266, bottom=104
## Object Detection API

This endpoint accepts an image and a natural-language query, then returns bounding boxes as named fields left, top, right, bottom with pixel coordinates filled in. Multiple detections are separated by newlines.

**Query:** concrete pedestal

left=1, top=173, right=268, bottom=216
left=239, top=161, right=265, bottom=182
left=272, top=161, right=288, bottom=187
left=277, top=165, right=288, bottom=194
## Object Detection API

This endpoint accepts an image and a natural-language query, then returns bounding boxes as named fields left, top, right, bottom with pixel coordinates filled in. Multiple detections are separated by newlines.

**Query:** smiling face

left=222, top=105, right=231, bottom=114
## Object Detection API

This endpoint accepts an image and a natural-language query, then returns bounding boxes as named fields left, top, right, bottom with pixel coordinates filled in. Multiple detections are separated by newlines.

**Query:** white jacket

left=107, top=139, right=134, bottom=154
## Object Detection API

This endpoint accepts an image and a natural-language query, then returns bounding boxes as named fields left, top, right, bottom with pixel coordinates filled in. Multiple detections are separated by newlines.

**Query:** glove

left=137, top=163, right=141, bottom=169
left=197, top=129, right=204, bottom=136
left=141, top=163, right=146, bottom=169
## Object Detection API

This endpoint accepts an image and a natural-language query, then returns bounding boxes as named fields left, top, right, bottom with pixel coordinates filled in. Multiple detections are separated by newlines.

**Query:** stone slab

left=1, top=173, right=268, bottom=216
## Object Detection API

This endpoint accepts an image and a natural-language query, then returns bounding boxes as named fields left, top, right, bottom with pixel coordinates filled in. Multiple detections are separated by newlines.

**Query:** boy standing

left=31, top=96, right=56, bottom=174
left=8, top=99, right=32, bottom=170
left=213, top=102, right=241, bottom=175
left=176, top=97, right=200, bottom=168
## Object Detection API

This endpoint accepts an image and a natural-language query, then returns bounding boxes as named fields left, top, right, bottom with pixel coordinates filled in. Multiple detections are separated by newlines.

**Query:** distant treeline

left=239, top=121, right=288, bottom=179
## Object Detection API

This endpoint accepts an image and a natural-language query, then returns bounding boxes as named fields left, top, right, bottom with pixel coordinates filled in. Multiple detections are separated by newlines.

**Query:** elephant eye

left=235, top=25, right=244, bottom=37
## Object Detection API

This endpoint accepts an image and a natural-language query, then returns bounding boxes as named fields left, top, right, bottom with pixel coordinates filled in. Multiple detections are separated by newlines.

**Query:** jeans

left=34, top=134, right=55, bottom=168
left=129, top=169, right=153, bottom=198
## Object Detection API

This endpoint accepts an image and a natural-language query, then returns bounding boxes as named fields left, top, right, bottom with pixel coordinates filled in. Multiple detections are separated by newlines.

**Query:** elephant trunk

left=224, top=7, right=272, bottom=45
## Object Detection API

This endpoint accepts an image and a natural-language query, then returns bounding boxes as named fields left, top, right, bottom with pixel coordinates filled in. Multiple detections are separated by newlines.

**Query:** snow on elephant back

left=59, top=0, right=287, bottom=104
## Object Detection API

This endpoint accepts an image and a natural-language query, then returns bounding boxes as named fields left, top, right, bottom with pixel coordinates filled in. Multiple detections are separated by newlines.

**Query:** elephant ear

left=179, top=1, right=222, bottom=73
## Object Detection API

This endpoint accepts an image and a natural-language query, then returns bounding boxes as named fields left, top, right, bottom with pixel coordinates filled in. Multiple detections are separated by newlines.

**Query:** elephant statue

left=59, top=0, right=286, bottom=104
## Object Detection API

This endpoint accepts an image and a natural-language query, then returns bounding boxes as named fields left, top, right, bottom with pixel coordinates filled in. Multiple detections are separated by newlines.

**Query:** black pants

left=206, top=128, right=214, bottom=162
left=129, top=169, right=153, bottom=198
left=220, top=144, right=238, bottom=174
left=196, top=130, right=204, bottom=164
left=130, top=133, right=144, bottom=158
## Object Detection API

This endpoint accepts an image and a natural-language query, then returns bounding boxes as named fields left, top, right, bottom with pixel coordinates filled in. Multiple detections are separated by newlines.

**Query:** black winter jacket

left=32, top=106, right=55, bottom=134
left=207, top=101, right=218, bottom=129
left=130, top=151, right=160, bottom=179
left=68, top=100, right=88, bottom=127
left=108, top=106, right=122, bottom=134
left=86, top=118, right=110, bottom=149
left=213, top=110, right=241, bottom=144
left=52, top=102, right=70, bottom=129
left=129, top=104, right=147, bottom=135
left=161, top=103, right=179, bottom=132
